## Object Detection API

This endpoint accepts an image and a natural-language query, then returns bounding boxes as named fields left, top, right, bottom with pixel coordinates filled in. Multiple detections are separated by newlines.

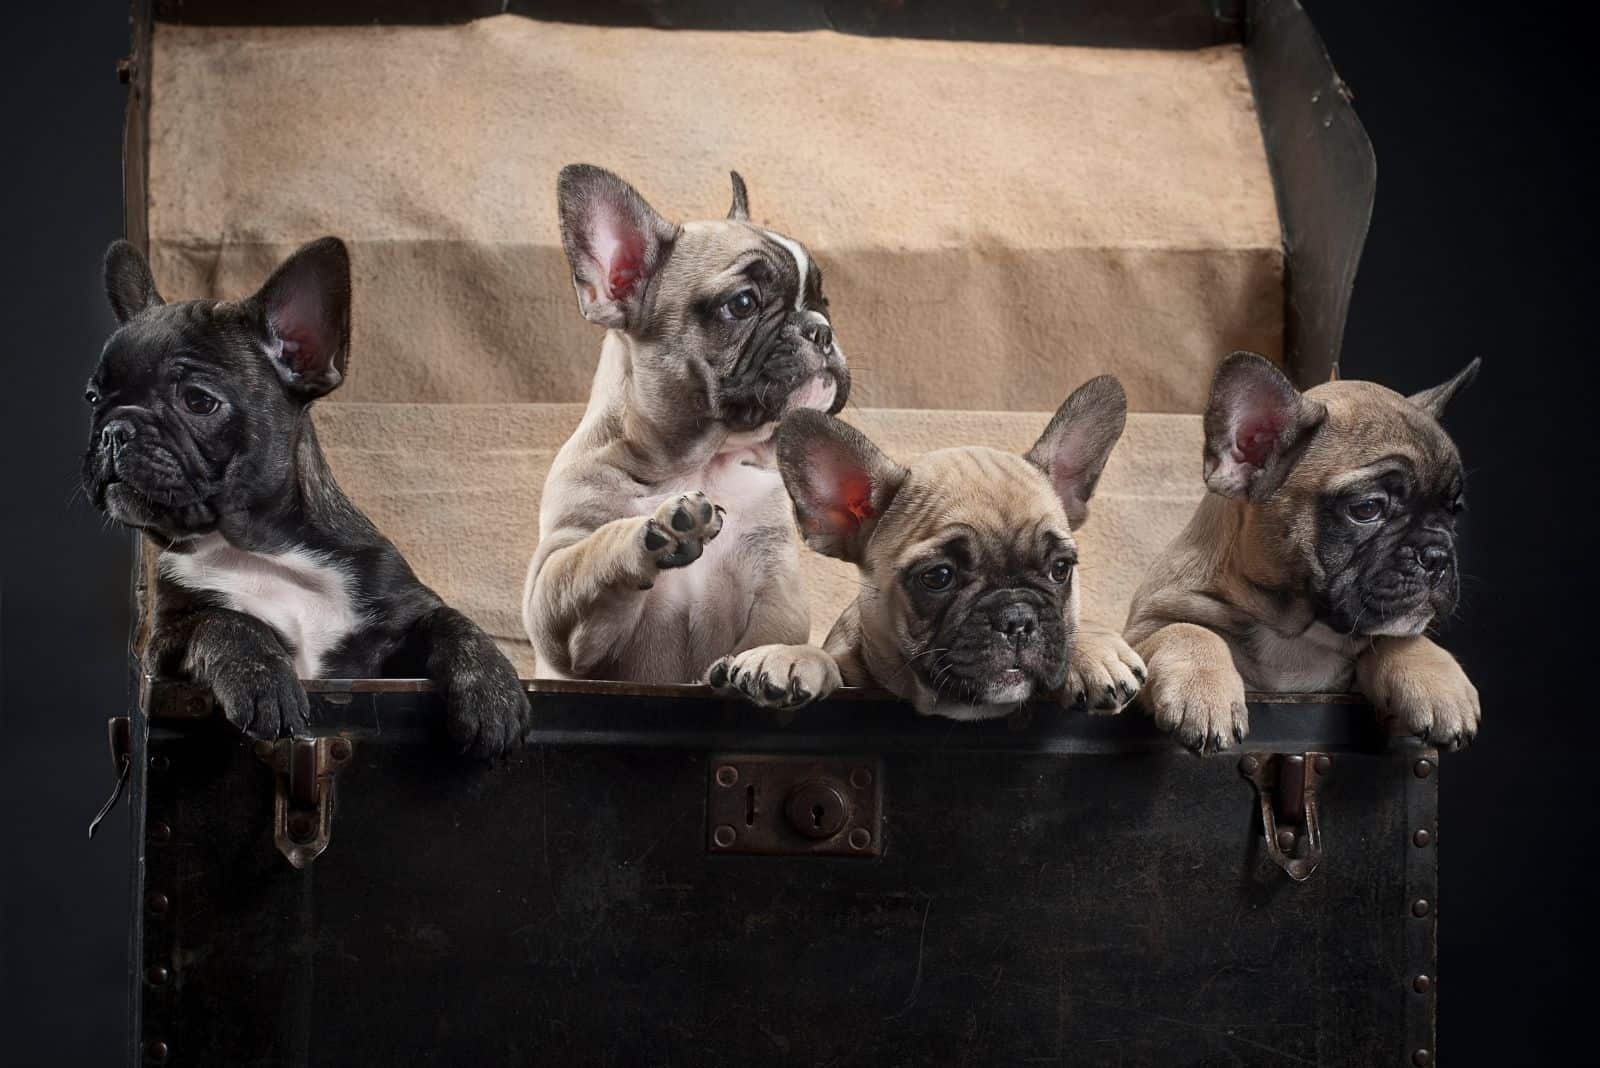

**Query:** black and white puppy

left=85, top=237, right=531, bottom=755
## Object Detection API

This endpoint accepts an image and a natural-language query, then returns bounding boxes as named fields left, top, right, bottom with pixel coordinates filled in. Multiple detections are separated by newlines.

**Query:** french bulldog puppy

left=1125, top=351, right=1481, bottom=753
left=710, top=377, right=1146, bottom=720
left=523, top=166, right=849, bottom=683
left=85, top=238, right=531, bottom=756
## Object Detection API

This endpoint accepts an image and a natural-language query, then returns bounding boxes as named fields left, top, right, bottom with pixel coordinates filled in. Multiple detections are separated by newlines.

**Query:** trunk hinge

left=1240, top=752, right=1330, bottom=882
left=254, top=736, right=355, bottom=869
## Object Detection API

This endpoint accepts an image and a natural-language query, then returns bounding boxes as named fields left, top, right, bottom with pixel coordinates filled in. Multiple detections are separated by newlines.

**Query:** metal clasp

left=87, top=716, right=134, bottom=840
left=254, top=736, right=354, bottom=869
left=1240, top=753, right=1330, bottom=882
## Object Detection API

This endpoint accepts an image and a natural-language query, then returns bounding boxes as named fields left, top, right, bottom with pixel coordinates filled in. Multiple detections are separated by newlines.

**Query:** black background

left=0, top=3, right=1591, bottom=1063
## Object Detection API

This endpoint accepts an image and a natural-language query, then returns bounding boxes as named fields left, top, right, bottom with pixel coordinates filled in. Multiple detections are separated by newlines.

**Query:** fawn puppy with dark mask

left=710, top=377, right=1146, bottom=720
left=1125, top=351, right=1481, bottom=753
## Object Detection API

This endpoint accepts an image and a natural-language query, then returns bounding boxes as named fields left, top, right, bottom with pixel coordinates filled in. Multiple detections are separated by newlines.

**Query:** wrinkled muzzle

left=920, top=589, right=1069, bottom=707
left=83, top=410, right=213, bottom=534
left=717, top=310, right=849, bottom=431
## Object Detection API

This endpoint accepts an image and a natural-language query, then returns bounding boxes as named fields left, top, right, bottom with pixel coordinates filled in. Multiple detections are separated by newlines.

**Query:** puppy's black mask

left=901, top=535, right=1078, bottom=705
left=84, top=238, right=348, bottom=548
left=1316, top=466, right=1465, bottom=635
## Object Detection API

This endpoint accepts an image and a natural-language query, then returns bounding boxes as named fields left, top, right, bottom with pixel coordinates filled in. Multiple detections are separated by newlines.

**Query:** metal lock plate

left=707, top=755, right=882, bottom=857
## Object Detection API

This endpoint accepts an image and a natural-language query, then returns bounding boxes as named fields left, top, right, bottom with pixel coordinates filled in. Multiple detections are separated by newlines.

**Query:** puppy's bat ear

left=1025, top=375, right=1127, bottom=529
left=250, top=236, right=352, bottom=400
left=1203, top=351, right=1327, bottom=501
left=1408, top=358, right=1481, bottom=419
left=557, top=164, right=678, bottom=331
left=777, top=409, right=906, bottom=563
left=727, top=171, right=750, bottom=221
left=104, top=240, right=164, bottom=323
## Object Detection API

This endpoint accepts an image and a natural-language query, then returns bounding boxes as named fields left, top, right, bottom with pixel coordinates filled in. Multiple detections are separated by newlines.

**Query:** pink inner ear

left=269, top=287, right=331, bottom=377
left=593, top=211, right=647, bottom=302
left=277, top=326, right=326, bottom=376
left=1233, top=405, right=1286, bottom=468
left=808, top=458, right=875, bottom=536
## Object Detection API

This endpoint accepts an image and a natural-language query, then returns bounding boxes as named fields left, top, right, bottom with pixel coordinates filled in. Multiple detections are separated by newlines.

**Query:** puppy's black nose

left=801, top=319, right=833, bottom=352
left=100, top=420, right=134, bottom=453
left=1420, top=545, right=1451, bottom=575
left=995, top=604, right=1038, bottom=641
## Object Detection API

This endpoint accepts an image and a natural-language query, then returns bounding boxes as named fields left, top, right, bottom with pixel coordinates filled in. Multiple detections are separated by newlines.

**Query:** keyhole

left=745, top=785, right=756, bottom=827
left=812, top=804, right=824, bottom=829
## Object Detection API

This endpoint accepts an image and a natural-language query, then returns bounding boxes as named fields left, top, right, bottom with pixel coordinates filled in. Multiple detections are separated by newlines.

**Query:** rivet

left=329, top=739, right=352, bottom=762
left=712, top=824, right=736, bottom=848
left=287, top=812, right=317, bottom=843
left=1413, top=828, right=1432, bottom=848
left=1275, top=828, right=1297, bottom=853
left=149, top=821, right=172, bottom=843
left=147, top=892, right=170, bottom=915
left=1413, top=974, right=1432, bottom=994
left=150, top=754, right=170, bottom=772
left=1312, top=755, right=1332, bottom=776
left=1239, top=755, right=1260, bottom=775
left=146, top=1039, right=170, bottom=1062
left=146, top=965, right=170, bottom=986
left=848, top=828, right=872, bottom=851
left=1412, top=1049, right=1432, bottom=1066
left=1413, top=758, right=1433, bottom=779
left=714, top=765, right=739, bottom=788
left=1411, top=898, right=1430, bottom=918
left=849, top=767, right=874, bottom=790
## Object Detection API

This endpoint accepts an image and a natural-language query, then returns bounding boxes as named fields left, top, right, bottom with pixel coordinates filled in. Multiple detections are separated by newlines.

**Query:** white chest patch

left=161, top=534, right=366, bottom=678
left=1247, top=622, right=1362, bottom=692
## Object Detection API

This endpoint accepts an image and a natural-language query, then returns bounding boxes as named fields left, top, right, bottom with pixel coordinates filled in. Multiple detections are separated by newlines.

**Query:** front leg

left=416, top=605, right=532, bottom=757
left=1357, top=635, right=1480, bottom=750
left=1134, top=621, right=1249, bottom=753
left=1058, top=623, right=1146, bottom=714
left=708, top=645, right=842, bottom=713
left=150, top=607, right=308, bottom=739
left=524, top=492, right=724, bottom=677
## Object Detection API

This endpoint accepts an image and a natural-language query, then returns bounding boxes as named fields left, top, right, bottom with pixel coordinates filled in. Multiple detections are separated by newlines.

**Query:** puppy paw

left=641, top=492, right=724, bottom=575
left=211, top=656, right=309, bottom=739
left=708, top=644, right=841, bottom=712
left=443, top=661, right=532, bottom=759
left=1060, top=629, right=1146, bottom=714
left=1358, top=637, right=1480, bottom=750
left=1142, top=654, right=1248, bottom=754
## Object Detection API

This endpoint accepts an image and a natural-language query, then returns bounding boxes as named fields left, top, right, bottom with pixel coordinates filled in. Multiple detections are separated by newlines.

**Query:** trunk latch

left=1240, top=752, right=1330, bottom=882
left=254, top=736, right=354, bottom=869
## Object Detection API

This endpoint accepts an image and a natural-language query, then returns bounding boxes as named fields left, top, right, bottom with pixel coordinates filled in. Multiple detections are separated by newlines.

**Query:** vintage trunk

left=107, top=1, right=1445, bottom=1065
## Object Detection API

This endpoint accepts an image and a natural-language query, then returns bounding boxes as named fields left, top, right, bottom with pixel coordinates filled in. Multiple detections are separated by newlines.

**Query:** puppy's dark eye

left=182, top=387, right=220, bottom=416
left=84, top=388, right=100, bottom=406
left=1346, top=497, right=1385, bottom=523
left=920, top=564, right=955, bottom=592
left=719, top=289, right=759, bottom=321
left=1048, top=558, right=1073, bottom=584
